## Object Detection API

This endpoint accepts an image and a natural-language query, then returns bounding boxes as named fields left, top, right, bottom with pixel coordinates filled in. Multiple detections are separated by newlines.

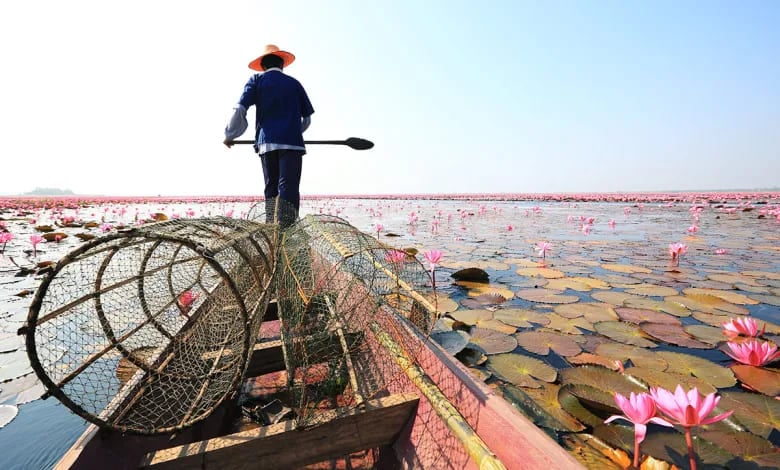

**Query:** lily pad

left=590, top=291, right=634, bottom=306
left=545, top=313, right=593, bottom=334
left=493, top=308, right=550, bottom=328
left=601, top=263, right=652, bottom=274
left=516, top=267, right=565, bottom=279
left=515, top=330, right=581, bottom=357
left=0, top=373, right=43, bottom=405
left=640, top=323, right=713, bottom=349
left=0, top=404, right=18, bottom=429
left=595, top=321, right=657, bottom=348
left=682, top=288, right=759, bottom=306
left=624, top=285, right=679, bottom=297
left=730, top=365, right=780, bottom=396
left=448, top=309, right=493, bottom=325
left=457, top=347, right=487, bottom=367
left=683, top=324, right=727, bottom=345
left=555, top=303, right=618, bottom=322
left=468, top=327, right=518, bottom=355
left=698, top=430, right=775, bottom=459
left=423, top=293, right=459, bottom=314
left=455, top=281, right=515, bottom=300
left=431, top=330, right=470, bottom=355
left=625, top=366, right=716, bottom=395
left=595, top=343, right=668, bottom=370
left=641, top=430, right=734, bottom=469
left=518, top=383, right=587, bottom=432
left=623, top=297, right=691, bottom=317
left=656, top=351, right=736, bottom=388
left=558, top=386, right=611, bottom=429
left=615, top=307, right=680, bottom=325
left=719, top=391, right=780, bottom=438
left=559, top=365, right=645, bottom=396
left=515, top=289, right=579, bottom=304
left=486, top=353, right=557, bottom=388
left=567, top=352, right=623, bottom=370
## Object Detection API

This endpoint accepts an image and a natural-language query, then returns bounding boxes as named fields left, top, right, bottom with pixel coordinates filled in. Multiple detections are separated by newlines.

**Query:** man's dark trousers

left=260, top=149, right=304, bottom=225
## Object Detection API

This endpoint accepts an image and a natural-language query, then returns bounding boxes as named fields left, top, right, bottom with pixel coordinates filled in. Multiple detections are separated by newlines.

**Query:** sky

left=0, top=1, right=778, bottom=196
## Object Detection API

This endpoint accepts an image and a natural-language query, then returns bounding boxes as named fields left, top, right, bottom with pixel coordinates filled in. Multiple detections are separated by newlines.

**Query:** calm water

left=1, top=196, right=778, bottom=469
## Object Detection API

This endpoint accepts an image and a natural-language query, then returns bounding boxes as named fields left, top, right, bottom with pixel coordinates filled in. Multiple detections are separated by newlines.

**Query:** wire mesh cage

left=275, top=214, right=438, bottom=427
left=22, top=217, right=279, bottom=435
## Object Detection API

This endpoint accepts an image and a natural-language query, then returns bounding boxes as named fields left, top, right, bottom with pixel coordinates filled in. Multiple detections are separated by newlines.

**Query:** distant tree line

left=23, top=187, right=75, bottom=196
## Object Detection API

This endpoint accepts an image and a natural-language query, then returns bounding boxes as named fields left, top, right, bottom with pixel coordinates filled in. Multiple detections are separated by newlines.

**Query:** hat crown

left=263, top=44, right=282, bottom=55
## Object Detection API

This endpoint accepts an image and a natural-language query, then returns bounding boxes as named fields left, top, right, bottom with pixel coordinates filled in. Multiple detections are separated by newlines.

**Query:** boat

left=23, top=214, right=583, bottom=469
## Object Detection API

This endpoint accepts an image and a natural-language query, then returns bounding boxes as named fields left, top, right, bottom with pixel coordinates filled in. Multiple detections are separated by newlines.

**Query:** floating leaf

left=555, top=303, right=618, bottom=322
left=682, top=287, right=759, bottom=306
left=719, top=391, right=780, bottom=438
left=0, top=351, right=33, bottom=382
left=431, top=330, right=470, bottom=355
left=486, top=353, right=557, bottom=388
left=0, top=373, right=43, bottom=405
left=424, top=293, right=459, bottom=314
left=683, top=324, right=726, bottom=345
left=640, top=323, right=712, bottom=349
left=468, top=327, right=518, bottom=355
left=595, top=321, right=657, bottom=348
left=730, top=365, right=780, bottom=396
left=467, top=366, right=491, bottom=381
left=0, top=405, right=18, bottom=429
left=590, top=291, right=634, bottom=306
left=560, top=365, right=645, bottom=396
left=623, top=297, right=691, bottom=317
left=707, top=273, right=763, bottom=287
left=151, top=212, right=169, bottom=221
left=595, top=343, right=668, bottom=370
left=546, top=313, right=593, bottom=334
left=503, top=384, right=586, bottom=432
left=75, top=232, right=96, bottom=241
left=515, top=289, right=579, bottom=304
left=515, top=330, right=581, bottom=357
left=34, top=225, right=54, bottom=232
left=656, top=351, right=736, bottom=388
left=698, top=430, right=775, bottom=459
left=455, top=281, right=515, bottom=300
left=451, top=267, right=489, bottom=282
left=475, top=318, right=517, bottom=334
left=448, top=309, right=493, bottom=325
left=83, top=221, right=99, bottom=228
left=493, top=308, right=550, bottom=328
left=601, top=264, right=652, bottom=274
left=516, top=267, right=565, bottom=279
left=561, top=433, right=626, bottom=469
left=625, top=367, right=716, bottom=395
left=544, top=278, right=596, bottom=292
left=747, top=294, right=780, bottom=306
left=624, top=286, right=679, bottom=297
left=568, top=352, right=622, bottom=370
left=615, top=307, right=680, bottom=325
left=641, top=430, right=733, bottom=469
left=691, top=311, right=732, bottom=327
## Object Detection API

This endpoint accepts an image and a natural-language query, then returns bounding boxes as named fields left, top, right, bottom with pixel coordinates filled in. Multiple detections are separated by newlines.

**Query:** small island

left=22, top=187, right=75, bottom=196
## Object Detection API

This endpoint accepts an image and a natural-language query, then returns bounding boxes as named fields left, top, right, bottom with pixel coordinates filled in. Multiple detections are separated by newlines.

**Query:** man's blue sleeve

left=299, top=84, right=314, bottom=118
left=238, top=74, right=260, bottom=109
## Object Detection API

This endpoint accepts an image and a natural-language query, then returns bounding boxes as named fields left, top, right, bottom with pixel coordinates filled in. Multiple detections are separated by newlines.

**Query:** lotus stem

left=633, top=434, right=640, bottom=468
left=685, top=427, right=696, bottom=470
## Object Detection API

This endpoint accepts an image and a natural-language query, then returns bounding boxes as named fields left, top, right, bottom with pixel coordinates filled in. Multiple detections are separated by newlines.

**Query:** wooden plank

left=141, top=392, right=419, bottom=469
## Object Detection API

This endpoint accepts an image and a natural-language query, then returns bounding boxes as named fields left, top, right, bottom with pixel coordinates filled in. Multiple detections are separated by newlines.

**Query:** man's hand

left=223, top=139, right=234, bottom=148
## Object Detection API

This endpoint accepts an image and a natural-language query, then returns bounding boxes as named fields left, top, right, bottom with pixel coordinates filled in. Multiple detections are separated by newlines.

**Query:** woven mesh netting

left=276, top=214, right=437, bottom=427
left=22, top=217, right=278, bottom=434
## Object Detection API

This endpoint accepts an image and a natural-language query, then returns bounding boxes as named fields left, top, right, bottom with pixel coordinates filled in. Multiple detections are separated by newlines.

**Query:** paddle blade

left=345, top=137, right=374, bottom=150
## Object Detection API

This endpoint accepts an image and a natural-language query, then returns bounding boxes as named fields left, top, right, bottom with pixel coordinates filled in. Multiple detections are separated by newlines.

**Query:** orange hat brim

left=248, top=50, right=295, bottom=71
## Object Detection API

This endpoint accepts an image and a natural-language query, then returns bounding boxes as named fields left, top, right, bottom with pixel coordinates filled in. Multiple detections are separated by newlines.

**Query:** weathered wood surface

left=141, top=392, right=419, bottom=469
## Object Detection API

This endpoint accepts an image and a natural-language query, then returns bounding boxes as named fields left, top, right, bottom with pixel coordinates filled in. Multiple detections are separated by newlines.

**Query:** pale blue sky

left=1, top=1, right=778, bottom=196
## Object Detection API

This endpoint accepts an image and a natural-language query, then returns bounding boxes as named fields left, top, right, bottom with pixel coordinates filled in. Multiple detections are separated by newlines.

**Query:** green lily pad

left=503, top=383, right=586, bottom=432
left=719, top=391, right=780, bottom=438
left=545, top=313, right=593, bottom=334
left=558, top=385, right=609, bottom=428
left=431, top=330, right=470, bottom=355
left=656, top=351, right=736, bottom=388
left=560, top=365, right=645, bottom=396
left=595, top=321, right=657, bottom=348
left=448, top=309, right=493, bottom=325
left=493, top=308, right=550, bottom=328
left=625, top=366, right=717, bottom=395
left=451, top=267, right=489, bottom=282
left=698, top=430, right=775, bottom=459
left=641, top=429, right=734, bottom=468
left=486, top=353, right=557, bottom=388
left=595, top=343, right=668, bottom=370
left=683, top=324, right=726, bottom=345
left=515, top=289, right=579, bottom=304
left=555, top=303, right=618, bottom=322
left=468, top=327, right=518, bottom=355
left=515, top=330, right=581, bottom=357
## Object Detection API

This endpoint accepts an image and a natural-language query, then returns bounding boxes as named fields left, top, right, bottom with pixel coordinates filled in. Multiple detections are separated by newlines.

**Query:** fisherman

left=223, top=44, right=315, bottom=226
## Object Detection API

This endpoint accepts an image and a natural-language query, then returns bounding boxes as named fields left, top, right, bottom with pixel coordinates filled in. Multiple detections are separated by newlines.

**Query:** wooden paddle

left=231, top=137, right=374, bottom=150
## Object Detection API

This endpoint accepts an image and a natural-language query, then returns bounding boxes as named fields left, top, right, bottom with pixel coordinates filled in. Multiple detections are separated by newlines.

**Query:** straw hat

left=248, top=44, right=295, bottom=71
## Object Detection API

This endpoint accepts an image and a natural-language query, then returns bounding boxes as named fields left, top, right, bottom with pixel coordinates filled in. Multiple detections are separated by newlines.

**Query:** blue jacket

left=238, top=70, right=314, bottom=149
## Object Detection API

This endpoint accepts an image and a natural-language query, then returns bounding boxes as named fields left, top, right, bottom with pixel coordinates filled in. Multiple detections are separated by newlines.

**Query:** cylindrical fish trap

left=276, top=214, right=437, bottom=426
left=21, top=217, right=278, bottom=435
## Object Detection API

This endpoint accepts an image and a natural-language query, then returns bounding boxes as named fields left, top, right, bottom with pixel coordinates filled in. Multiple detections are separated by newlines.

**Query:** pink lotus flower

left=385, top=249, right=407, bottom=264
left=687, top=225, right=698, bottom=235
left=722, top=317, right=762, bottom=338
left=506, top=224, right=514, bottom=231
left=423, top=249, right=443, bottom=288
left=30, top=234, right=44, bottom=257
left=650, top=385, right=734, bottom=470
left=608, top=219, right=616, bottom=229
left=100, top=223, right=114, bottom=232
left=724, top=340, right=780, bottom=366
left=536, top=241, right=552, bottom=259
left=715, top=248, right=728, bottom=255
left=374, top=223, right=383, bottom=237
left=0, top=232, right=13, bottom=253
left=605, top=392, right=673, bottom=467
left=668, top=242, right=687, bottom=266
